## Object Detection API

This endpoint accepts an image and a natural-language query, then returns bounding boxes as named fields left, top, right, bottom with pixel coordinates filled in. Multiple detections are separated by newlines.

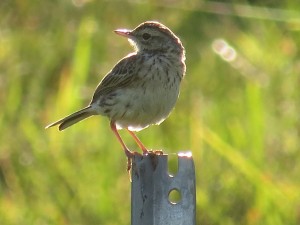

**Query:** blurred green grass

left=0, top=1, right=299, bottom=224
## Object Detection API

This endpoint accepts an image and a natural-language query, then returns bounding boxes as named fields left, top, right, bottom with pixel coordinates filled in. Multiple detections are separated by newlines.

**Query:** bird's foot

left=124, top=149, right=164, bottom=177
left=143, top=149, right=164, bottom=156
left=143, top=149, right=164, bottom=171
left=124, top=149, right=142, bottom=172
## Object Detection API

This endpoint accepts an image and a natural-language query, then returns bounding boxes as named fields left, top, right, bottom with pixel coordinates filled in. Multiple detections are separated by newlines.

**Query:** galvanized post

left=131, top=152, right=196, bottom=225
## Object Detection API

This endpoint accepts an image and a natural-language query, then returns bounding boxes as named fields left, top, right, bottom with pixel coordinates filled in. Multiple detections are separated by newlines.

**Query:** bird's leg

left=127, top=129, right=149, bottom=155
left=110, top=121, right=133, bottom=157
left=110, top=121, right=135, bottom=171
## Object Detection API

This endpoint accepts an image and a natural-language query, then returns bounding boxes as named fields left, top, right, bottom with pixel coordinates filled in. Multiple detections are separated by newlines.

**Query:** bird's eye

left=142, top=33, right=151, bottom=40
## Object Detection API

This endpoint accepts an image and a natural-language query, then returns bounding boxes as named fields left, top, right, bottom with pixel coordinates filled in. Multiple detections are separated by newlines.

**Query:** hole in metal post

left=168, top=188, right=182, bottom=204
left=168, top=154, right=179, bottom=177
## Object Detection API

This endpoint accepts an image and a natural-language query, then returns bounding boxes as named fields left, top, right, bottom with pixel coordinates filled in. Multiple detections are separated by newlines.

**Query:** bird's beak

left=114, top=29, right=132, bottom=38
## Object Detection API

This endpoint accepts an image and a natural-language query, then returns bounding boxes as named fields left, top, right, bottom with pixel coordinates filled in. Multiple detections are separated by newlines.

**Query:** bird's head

left=114, top=21, right=184, bottom=54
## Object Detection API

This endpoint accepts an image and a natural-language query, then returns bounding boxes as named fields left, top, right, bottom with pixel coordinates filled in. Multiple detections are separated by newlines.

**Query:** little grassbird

left=46, top=21, right=186, bottom=169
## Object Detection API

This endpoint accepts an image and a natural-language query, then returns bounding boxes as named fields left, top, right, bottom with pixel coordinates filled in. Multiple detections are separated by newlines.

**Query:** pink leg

left=127, top=129, right=149, bottom=155
left=110, top=121, right=133, bottom=158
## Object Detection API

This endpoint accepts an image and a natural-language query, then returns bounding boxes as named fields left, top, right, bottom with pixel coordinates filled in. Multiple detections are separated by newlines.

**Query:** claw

left=144, top=149, right=164, bottom=156
left=126, top=150, right=143, bottom=172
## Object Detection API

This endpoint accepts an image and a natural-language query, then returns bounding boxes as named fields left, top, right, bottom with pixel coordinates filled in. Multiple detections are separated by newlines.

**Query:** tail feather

left=45, top=106, right=95, bottom=131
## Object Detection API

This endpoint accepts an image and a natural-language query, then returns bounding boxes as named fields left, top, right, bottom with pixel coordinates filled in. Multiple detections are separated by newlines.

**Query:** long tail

left=45, top=106, right=95, bottom=131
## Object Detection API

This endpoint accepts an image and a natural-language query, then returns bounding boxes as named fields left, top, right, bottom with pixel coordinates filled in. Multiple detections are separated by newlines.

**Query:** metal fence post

left=131, top=152, right=196, bottom=225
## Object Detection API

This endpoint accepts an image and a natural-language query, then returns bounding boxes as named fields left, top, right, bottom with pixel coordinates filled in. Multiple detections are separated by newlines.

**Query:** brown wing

left=90, top=53, right=141, bottom=104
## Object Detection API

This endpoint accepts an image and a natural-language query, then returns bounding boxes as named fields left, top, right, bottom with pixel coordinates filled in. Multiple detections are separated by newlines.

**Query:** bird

left=45, top=21, right=186, bottom=170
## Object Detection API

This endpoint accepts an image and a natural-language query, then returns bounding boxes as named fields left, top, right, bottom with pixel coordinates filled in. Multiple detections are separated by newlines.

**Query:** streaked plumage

left=46, top=21, right=186, bottom=168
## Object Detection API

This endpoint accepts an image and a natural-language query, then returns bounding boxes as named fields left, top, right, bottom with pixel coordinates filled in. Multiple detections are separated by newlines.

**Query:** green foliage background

left=0, top=0, right=299, bottom=224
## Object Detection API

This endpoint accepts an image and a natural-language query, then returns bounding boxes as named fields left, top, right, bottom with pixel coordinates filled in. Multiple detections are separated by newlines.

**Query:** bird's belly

left=111, top=85, right=179, bottom=131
